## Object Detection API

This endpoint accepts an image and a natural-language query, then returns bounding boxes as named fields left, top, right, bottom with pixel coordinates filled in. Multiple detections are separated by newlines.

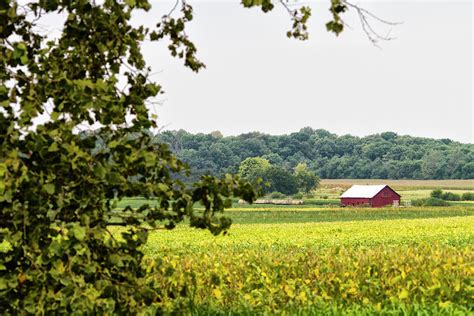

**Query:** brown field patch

left=321, top=179, right=474, bottom=190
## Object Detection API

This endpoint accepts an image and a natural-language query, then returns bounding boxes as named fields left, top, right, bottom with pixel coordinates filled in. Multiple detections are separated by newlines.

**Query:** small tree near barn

left=294, top=162, right=320, bottom=194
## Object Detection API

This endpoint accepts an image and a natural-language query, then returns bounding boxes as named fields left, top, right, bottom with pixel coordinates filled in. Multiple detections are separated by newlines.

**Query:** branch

left=166, top=0, right=181, bottom=17
left=105, top=222, right=170, bottom=232
left=343, top=1, right=402, bottom=46
left=278, top=0, right=294, bottom=15
left=277, top=0, right=311, bottom=40
left=344, top=1, right=400, bottom=26
left=105, top=222, right=129, bottom=226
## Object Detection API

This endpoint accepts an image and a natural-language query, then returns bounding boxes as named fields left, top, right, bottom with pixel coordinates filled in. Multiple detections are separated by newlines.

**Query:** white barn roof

left=340, top=185, right=388, bottom=198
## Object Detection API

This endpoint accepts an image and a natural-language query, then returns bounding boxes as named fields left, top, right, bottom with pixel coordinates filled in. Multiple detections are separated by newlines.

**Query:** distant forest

left=157, top=128, right=474, bottom=180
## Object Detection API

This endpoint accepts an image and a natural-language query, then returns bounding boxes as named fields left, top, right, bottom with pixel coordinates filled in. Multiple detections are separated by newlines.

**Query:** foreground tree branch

left=343, top=0, right=402, bottom=46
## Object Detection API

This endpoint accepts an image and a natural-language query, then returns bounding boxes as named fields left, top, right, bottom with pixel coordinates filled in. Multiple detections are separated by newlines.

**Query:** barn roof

left=340, top=185, right=389, bottom=198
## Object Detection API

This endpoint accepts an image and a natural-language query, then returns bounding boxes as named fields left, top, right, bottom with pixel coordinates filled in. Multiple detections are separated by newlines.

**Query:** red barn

left=340, top=185, right=401, bottom=207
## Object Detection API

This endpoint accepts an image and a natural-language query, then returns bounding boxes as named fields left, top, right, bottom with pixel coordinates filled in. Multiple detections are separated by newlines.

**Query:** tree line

left=157, top=128, right=474, bottom=181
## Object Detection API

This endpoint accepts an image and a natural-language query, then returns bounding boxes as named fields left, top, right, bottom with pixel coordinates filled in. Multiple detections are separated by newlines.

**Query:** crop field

left=136, top=209, right=473, bottom=314
left=111, top=180, right=474, bottom=314
left=320, top=179, right=474, bottom=190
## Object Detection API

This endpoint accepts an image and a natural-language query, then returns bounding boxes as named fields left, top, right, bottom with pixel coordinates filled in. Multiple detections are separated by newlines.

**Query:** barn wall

left=341, top=198, right=371, bottom=206
left=371, top=186, right=401, bottom=207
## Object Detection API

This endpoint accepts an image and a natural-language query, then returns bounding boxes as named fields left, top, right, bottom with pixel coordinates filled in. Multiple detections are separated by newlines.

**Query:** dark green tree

left=294, top=162, right=320, bottom=194
left=421, top=151, right=447, bottom=179
left=263, top=166, right=299, bottom=195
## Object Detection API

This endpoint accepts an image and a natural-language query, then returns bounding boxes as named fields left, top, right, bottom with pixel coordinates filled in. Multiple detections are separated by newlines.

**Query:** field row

left=143, top=215, right=474, bottom=254
left=141, top=244, right=473, bottom=314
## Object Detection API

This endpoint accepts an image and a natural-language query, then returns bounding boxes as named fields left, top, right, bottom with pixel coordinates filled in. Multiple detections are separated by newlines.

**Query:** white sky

left=135, top=1, right=473, bottom=143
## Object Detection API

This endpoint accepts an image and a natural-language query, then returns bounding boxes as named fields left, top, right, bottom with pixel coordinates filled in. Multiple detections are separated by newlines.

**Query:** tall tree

left=238, top=156, right=272, bottom=184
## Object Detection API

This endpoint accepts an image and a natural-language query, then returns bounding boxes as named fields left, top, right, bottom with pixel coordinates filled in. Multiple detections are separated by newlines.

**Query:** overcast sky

left=133, top=1, right=473, bottom=143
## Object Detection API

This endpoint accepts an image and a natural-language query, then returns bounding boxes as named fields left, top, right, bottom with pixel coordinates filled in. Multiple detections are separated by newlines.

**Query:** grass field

left=112, top=180, right=474, bottom=313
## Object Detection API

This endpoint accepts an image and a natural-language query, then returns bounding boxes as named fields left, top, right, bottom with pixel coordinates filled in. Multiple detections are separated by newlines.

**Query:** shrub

left=442, top=192, right=461, bottom=201
left=292, top=192, right=304, bottom=199
left=305, top=191, right=316, bottom=199
left=430, top=190, right=462, bottom=201
left=430, top=189, right=443, bottom=199
left=269, top=191, right=286, bottom=199
left=461, top=192, right=474, bottom=201
left=429, top=198, right=449, bottom=206
left=412, top=198, right=449, bottom=207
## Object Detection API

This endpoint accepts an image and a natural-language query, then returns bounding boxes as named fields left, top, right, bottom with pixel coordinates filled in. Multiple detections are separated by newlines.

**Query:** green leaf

left=48, top=142, right=59, bottom=152
left=0, top=239, right=13, bottom=253
left=109, top=254, right=124, bottom=267
left=50, top=112, right=60, bottom=121
left=242, top=0, right=253, bottom=7
left=44, top=183, right=55, bottom=195
left=13, top=42, right=27, bottom=59
left=0, top=163, right=7, bottom=177
left=72, top=226, right=86, bottom=241
left=108, top=140, right=120, bottom=148
left=20, top=54, right=29, bottom=64
left=0, top=278, right=7, bottom=290
left=94, top=164, right=106, bottom=179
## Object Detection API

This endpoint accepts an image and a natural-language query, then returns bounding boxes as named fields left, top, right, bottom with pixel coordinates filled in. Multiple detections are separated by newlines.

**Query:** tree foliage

left=238, top=156, right=271, bottom=184
left=294, top=162, right=320, bottom=193
left=238, top=159, right=317, bottom=196
left=263, top=166, right=299, bottom=196
left=159, top=128, right=474, bottom=181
